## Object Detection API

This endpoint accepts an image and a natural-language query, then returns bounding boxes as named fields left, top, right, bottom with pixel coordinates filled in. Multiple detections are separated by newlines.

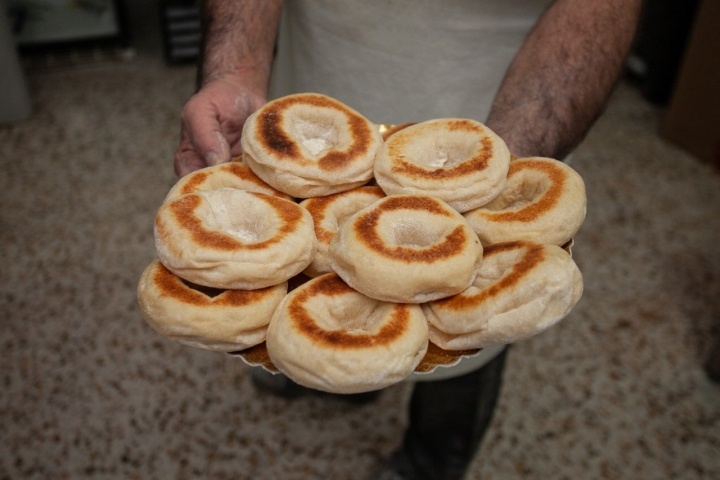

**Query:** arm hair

left=486, top=0, right=644, bottom=159
left=197, top=0, right=283, bottom=93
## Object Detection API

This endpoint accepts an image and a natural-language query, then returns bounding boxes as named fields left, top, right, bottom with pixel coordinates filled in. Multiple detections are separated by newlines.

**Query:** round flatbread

left=266, top=273, right=429, bottom=394
left=329, top=195, right=483, bottom=303
left=463, top=157, right=586, bottom=246
left=138, top=260, right=287, bottom=351
left=374, top=119, right=510, bottom=212
left=424, top=240, right=583, bottom=349
left=155, top=189, right=317, bottom=289
left=242, top=93, right=383, bottom=198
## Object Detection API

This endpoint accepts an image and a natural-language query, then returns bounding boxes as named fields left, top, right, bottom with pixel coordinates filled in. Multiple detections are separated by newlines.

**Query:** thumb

left=184, top=108, right=232, bottom=166
left=181, top=90, right=235, bottom=160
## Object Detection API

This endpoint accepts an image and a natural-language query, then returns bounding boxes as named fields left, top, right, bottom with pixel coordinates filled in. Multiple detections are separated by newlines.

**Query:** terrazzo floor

left=1, top=59, right=719, bottom=480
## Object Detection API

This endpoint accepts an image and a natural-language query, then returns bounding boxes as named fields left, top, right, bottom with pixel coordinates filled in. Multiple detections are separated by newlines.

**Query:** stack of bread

left=138, top=93, right=586, bottom=394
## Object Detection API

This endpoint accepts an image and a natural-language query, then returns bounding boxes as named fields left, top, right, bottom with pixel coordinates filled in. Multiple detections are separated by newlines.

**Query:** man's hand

left=174, top=79, right=266, bottom=177
left=174, top=0, right=283, bottom=177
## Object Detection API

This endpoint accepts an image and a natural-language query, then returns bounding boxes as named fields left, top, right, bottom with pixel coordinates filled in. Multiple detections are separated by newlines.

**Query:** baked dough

left=265, top=273, right=429, bottom=393
left=164, top=162, right=293, bottom=204
left=329, top=194, right=484, bottom=303
left=374, top=119, right=510, bottom=212
left=137, top=259, right=287, bottom=351
left=154, top=188, right=317, bottom=289
left=300, top=186, right=385, bottom=277
left=423, top=240, right=583, bottom=350
left=241, top=93, right=383, bottom=198
left=463, top=157, right=586, bottom=246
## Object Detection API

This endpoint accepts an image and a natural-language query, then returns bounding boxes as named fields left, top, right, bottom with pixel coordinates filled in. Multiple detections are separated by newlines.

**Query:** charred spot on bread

left=433, top=241, right=546, bottom=310
left=389, top=135, right=494, bottom=180
left=479, top=160, right=566, bottom=222
left=287, top=274, right=411, bottom=349
left=256, top=93, right=376, bottom=171
left=168, top=192, right=304, bottom=251
left=353, top=196, right=468, bottom=263
left=180, top=170, right=210, bottom=196
left=152, top=261, right=277, bottom=306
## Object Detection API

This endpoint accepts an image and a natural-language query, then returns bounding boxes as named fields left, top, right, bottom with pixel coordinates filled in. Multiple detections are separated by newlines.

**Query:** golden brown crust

left=425, top=240, right=583, bottom=349
left=287, top=274, right=411, bottom=349
left=266, top=271, right=429, bottom=392
left=477, top=159, right=566, bottom=223
left=303, top=186, right=385, bottom=245
left=387, top=123, right=494, bottom=181
left=138, top=259, right=287, bottom=351
left=329, top=194, right=483, bottom=303
left=154, top=217, right=183, bottom=260
left=256, top=93, right=375, bottom=171
left=164, top=192, right=304, bottom=251
left=151, top=261, right=277, bottom=307
left=462, top=157, right=586, bottom=247
left=432, top=241, right=546, bottom=311
left=353, top=196, right=468, bottom=263
left=179, top=170, right=210, bottom=196
left=242, top=94, right=381, bottom=198
left=155, top=188, right=317, bottom=290
left=374, top=119, right=511, bottom=213
left=177, top=163, right=289, bottom=199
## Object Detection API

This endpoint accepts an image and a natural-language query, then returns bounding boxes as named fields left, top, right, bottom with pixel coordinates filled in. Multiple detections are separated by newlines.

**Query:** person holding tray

left=173, top=1, right=643, bottom=479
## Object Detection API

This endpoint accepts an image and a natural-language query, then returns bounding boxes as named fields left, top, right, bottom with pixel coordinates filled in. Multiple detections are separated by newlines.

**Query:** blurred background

left=1, top=1, right=719, bottom=479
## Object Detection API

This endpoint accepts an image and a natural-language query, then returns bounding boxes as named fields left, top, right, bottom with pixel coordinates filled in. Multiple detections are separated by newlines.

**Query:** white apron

left=268, top=0, right=553, bottom=380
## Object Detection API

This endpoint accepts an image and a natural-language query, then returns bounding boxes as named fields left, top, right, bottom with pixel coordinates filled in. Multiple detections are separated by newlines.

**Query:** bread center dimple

left=483, top=171, right=551, bottom=211
left=429, top=145, right=467, bottom=168
left=407, top=135, right=475, bottom=169
left=306, top=293, right=383, bottom=333
left=202, top=190, right=280, bottom=244
left=390, top=217, right=445, bottom=248
left=292, top=116, right=339, bottom=157
left=472, top=248, right=525, bottom=289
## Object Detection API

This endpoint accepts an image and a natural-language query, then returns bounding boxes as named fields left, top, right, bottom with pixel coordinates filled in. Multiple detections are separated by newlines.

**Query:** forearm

left=486, top=0, right=643, bottom=159
left=198, top=0, right=283, bottom=93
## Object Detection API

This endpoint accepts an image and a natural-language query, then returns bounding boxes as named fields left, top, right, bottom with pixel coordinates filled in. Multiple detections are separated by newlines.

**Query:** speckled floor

left=1, top=59, right=719, bottom=480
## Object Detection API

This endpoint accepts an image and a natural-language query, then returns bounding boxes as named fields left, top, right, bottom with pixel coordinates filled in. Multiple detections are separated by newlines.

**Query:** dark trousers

left=402, top=347, right=509, bottom=480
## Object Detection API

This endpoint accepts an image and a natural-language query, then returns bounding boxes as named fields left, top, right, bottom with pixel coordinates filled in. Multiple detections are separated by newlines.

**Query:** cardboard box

left=660, top=0, right=720, bottom=169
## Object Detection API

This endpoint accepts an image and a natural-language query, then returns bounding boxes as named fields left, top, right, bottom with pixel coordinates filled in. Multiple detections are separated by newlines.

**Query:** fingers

left=175, top=95, right=233, bottom=177
left=173, top=80, right=267, bottom=177
left=174, top=138, right=210, bottom=177
left=186, top=103, right=232, bottom=164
